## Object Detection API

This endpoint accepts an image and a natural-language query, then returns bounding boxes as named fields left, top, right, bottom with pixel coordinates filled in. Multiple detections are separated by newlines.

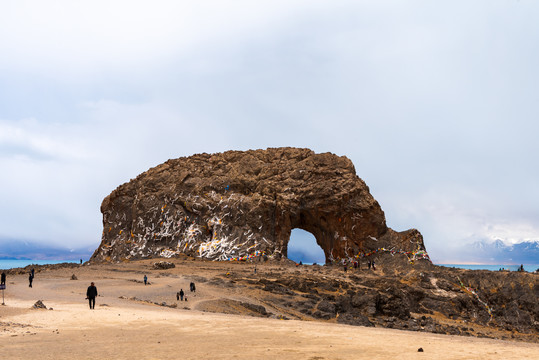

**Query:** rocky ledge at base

left=91, top=147, right=426, bottom=264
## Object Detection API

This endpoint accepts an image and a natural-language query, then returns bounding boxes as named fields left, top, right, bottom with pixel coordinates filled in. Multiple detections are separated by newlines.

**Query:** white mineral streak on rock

left=160, top=249, right=176, bottom=258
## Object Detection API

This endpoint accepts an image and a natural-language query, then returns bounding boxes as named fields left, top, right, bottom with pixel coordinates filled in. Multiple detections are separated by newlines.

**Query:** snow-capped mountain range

left=470, top=239, right=539, bottom=264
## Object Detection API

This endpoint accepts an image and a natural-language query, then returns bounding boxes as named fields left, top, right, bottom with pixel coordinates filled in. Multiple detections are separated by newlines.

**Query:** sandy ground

left=1, top=260, right=538, bottom=360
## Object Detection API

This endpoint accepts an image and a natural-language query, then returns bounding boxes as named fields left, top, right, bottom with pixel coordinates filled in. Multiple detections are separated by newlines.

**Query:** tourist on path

left=178, top=289, right=184, bottom=301
left=31, top=268, right=35, bottom=278
left=190, top=282, right=196, bottom=292
left=1, top=271, right=5, bottom=286
left=86, top=282, right=98, bottom=309
left=144, top=275, right=148, bottom=285
left=28, top=273, right=33, bottom=288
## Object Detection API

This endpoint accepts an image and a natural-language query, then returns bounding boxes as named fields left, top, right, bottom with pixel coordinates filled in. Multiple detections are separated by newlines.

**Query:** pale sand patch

left=1, top=263, right=537, bottom=360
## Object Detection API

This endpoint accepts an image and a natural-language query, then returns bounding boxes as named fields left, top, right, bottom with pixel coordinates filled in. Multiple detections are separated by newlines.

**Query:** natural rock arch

left=90, top=148, right=426, bottom=263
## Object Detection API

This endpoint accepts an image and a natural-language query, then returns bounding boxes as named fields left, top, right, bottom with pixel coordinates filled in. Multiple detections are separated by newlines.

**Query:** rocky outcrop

left=232, top=261, right=538, bottom=341
left=91, top=148, right=427, bottom=263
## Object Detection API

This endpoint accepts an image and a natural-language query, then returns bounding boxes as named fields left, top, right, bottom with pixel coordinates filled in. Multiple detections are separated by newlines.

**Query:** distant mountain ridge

left=470, top=239, right=539, bottom=264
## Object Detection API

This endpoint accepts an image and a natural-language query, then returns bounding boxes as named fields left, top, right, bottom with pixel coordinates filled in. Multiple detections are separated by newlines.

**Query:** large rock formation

left=91, top=148, right=427, bottom=263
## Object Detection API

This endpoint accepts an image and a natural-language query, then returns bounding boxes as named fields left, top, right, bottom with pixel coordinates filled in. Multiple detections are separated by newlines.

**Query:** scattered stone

left=70, top=274, right=78, bottom=280
left=32, top=300, right=47, bottom=309
left=418, top=348, right=424, bottom=352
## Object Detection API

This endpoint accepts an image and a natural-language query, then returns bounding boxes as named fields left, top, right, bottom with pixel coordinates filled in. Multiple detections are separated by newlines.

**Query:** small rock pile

left=32, top=300, right=47, bottom=309
left=152, top=261, right=175, bottom=270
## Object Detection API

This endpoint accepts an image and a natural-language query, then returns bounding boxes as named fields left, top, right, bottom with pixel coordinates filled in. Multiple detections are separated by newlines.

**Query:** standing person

left=190, top=282, right=196, bottom=292
left=372, top=260, right=376, bottom=271
left=179, top=289, right=184, bottom=301
left=144, top=275, right=148, bottom=285
left=86, top=282, right=98, bottom=309
left=1, top=271, right=6, bottom=285
left=80, top=259, right=83, bottom=265
left=28, top=272, right=33, bottom=288
left=31, top=268, right=35, bottom=278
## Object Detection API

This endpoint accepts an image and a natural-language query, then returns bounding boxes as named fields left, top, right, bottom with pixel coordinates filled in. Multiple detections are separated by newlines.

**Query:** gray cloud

left=0, top=1, right=538, bottom=262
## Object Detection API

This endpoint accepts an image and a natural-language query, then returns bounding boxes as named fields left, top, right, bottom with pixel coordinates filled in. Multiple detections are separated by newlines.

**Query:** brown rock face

left=90, top=148, right=426, bottom=263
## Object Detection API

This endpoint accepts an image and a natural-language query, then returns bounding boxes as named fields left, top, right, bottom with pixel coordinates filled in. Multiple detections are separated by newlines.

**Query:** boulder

left=152, top=261, right=175, bottom=270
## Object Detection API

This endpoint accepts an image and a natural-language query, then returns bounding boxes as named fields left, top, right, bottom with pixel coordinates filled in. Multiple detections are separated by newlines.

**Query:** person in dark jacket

left=28, top=273, right=33, bottom=288
left=86, top=282, right=98, bottom=309
left=179, top=289, right=184, bottom=301
left=1, top=271, right=6, bottom=285
left=144, top=275, right=148, bottom=285
left=190, top=282, right=196, bottom=292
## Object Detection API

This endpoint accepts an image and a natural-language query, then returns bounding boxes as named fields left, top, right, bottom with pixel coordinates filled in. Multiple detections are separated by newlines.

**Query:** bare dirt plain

left=1, top=259, right=538, bottom=360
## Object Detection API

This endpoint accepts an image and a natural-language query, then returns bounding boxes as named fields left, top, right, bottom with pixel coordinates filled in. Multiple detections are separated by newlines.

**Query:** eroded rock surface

left=91, top=148, right=426, bottom=263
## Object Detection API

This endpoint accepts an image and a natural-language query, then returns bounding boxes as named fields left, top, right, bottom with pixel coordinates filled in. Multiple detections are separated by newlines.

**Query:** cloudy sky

left=1, top=1, right=538, bottom=263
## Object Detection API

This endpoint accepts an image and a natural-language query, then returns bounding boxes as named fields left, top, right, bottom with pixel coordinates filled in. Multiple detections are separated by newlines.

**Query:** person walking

left=1, top=271, right=6, bottom=285
left=144, top=275, right=148, bottom=285
left=28, top=272, right=33, bottom=288
left=86, top=282, right=98, bottom=309
left=31, top=268, right=35, bottom=278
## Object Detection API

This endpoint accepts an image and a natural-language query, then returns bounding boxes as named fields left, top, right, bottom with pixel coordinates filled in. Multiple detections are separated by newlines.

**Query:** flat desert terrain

left=1, top=259, right=538, bottom=360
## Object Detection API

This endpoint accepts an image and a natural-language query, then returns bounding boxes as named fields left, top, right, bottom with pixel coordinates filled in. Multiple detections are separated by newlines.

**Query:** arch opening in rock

left=286, top=228, right=326, bottom=264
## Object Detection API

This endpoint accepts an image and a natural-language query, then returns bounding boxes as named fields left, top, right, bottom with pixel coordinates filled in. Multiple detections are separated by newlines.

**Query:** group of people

left=3, top=270, right=196, bottom=310
left=343, top=259, right=376, bottom=272
left=0, top=269, right=35, bottom=289
left=176, top=281, right=196, bottom=301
